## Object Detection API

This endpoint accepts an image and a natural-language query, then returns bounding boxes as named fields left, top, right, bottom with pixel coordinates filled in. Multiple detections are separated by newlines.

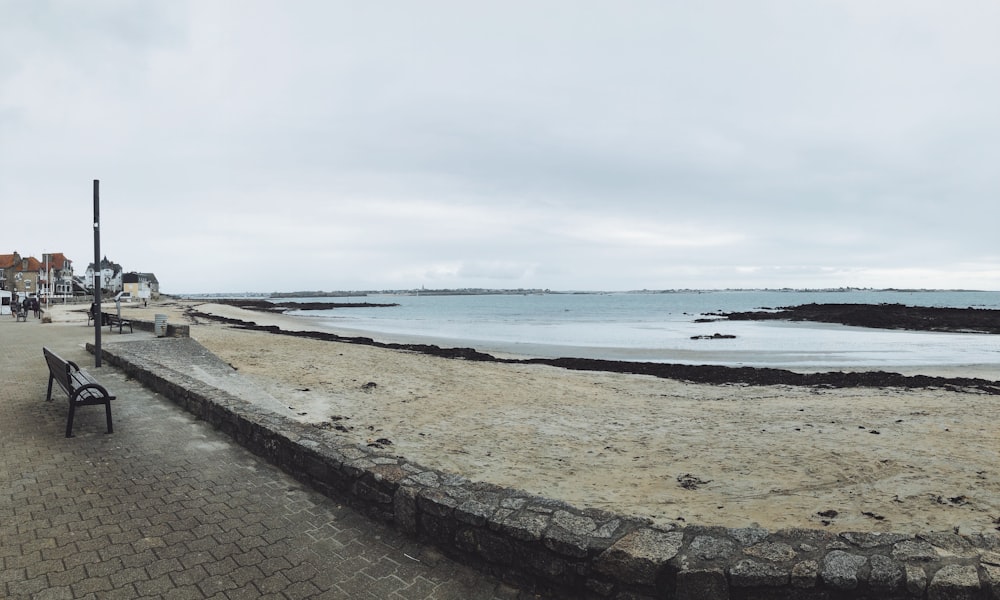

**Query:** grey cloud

left=2, top=1, right=999, bottom=292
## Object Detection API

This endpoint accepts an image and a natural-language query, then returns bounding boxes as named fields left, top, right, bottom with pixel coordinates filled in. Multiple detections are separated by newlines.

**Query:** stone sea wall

left=90, top=341, right=1000, bottom=599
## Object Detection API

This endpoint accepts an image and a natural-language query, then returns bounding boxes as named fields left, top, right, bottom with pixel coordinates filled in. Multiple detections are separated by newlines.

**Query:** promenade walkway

left=0, top=316, right=537, bottom=599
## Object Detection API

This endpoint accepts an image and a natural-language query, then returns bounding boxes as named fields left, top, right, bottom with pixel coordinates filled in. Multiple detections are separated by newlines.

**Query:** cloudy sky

left=2, top=1, right=999, bottom=293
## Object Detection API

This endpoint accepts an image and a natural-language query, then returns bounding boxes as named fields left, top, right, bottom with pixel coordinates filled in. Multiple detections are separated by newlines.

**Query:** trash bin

left=154, top=314, right=168, bottom=337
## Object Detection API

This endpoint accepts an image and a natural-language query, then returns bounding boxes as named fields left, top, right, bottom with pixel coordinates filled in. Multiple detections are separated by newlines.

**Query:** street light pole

left=93, top=180, right=102, bottom=368
left=44, top=251, right=52, bottom=306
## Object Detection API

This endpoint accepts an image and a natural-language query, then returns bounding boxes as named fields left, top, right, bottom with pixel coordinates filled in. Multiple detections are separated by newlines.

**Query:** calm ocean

left=277, top=290, right=1000, bottom=372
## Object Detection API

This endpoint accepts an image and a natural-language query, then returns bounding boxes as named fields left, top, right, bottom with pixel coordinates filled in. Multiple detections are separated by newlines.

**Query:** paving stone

left=135, top=573, right=178, bottom=596
left=44, top=564, right=87, bottom=588
left=32, top=585, right=74, bottom=600
left=163, top=584, right=205, bottom=600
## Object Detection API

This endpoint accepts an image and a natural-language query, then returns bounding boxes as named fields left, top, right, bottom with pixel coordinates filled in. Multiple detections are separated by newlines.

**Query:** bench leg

left=104, top=400, right=113, bottom=434
left=65, top=403, right=76, bottom=438
left=46, top=375, right=54, bottom=401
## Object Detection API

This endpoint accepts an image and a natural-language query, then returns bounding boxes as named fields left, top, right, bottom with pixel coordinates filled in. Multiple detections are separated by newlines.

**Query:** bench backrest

left=43, top=347, right=78, bottom=395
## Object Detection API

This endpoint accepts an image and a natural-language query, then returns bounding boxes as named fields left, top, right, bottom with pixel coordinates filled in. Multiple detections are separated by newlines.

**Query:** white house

left=85, top=257, right=123, bottom=293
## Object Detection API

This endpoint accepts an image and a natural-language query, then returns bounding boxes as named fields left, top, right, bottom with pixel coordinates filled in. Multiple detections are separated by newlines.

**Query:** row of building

left=0, top=251, right=159, bottom=300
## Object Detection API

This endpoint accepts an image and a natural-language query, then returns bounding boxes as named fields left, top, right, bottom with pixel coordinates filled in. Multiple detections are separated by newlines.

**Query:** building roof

left=0, top=255, right=43, bottom=272
left=87, top=256, right=122, bottom=273
left=42, top=252, right=71, bottom=271
left=0, top=253, right=20, bottom=269
left=124, top=272, right=160, bottom=285
left=3, top=252, right=72, bottom=272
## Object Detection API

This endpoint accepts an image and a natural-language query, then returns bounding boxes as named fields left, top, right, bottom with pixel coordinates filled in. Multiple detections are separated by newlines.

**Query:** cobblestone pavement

left=0, top=317, right=542, bottom=599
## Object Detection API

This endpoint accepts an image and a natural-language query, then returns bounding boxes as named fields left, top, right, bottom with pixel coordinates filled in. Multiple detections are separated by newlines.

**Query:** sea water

left=278, top=290, right=1000, bottom=372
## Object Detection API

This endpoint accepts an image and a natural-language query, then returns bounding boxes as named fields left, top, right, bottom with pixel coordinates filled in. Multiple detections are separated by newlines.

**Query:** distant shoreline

left=178, top=286, right=998, bottom=299
left=216, top=298, right=399, bottom=312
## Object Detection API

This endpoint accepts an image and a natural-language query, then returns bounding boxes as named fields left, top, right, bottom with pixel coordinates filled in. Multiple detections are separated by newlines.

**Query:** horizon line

left=172, top=286, right=1000, bottom=297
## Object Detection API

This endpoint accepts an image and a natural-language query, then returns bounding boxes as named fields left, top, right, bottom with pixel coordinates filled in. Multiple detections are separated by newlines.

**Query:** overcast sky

left=2, top=1, right=999, bottom=293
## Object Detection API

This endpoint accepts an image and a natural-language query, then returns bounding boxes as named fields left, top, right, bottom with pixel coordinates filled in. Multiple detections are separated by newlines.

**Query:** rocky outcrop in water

left=712, top=303, right=1000, bottom=334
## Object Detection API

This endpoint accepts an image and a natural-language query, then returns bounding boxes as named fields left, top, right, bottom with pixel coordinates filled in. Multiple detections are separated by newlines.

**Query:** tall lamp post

left=93, top=180, right=102, bottom=368
left=43, top=251, right=52, bottom=306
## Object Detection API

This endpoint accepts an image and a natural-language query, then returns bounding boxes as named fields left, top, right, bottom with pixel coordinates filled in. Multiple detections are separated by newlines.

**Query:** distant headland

left=182, top=286, right=993, bottom=299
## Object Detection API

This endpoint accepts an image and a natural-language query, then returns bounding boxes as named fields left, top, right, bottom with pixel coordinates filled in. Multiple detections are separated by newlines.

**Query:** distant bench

left=88, top=311, right=132, bottom=333
left=102, top=312, right=133, bottom=334
left=43, top=347, right=115, bottom=437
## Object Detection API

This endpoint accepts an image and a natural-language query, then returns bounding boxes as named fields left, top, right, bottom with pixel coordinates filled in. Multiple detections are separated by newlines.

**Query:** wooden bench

left=102, top=312, right=133, bottom=334
left=43, top=347, right=115, bottom=437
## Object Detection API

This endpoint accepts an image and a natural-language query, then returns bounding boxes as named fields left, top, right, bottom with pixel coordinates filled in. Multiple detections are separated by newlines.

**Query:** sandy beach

left=50, top=299, right=1000, bottom=535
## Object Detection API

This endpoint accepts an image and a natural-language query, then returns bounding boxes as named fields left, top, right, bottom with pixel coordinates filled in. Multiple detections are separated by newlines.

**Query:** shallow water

left=278, top=290, right=1000, bottom=373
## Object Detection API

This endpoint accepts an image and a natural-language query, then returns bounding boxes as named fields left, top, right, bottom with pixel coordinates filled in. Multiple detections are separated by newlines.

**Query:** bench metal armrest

left=71, top=382, right=115, bottom=403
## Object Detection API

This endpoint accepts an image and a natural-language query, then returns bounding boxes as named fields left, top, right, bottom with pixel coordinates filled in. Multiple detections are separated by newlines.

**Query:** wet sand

left=51, top=299, right=1000, bottom=534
